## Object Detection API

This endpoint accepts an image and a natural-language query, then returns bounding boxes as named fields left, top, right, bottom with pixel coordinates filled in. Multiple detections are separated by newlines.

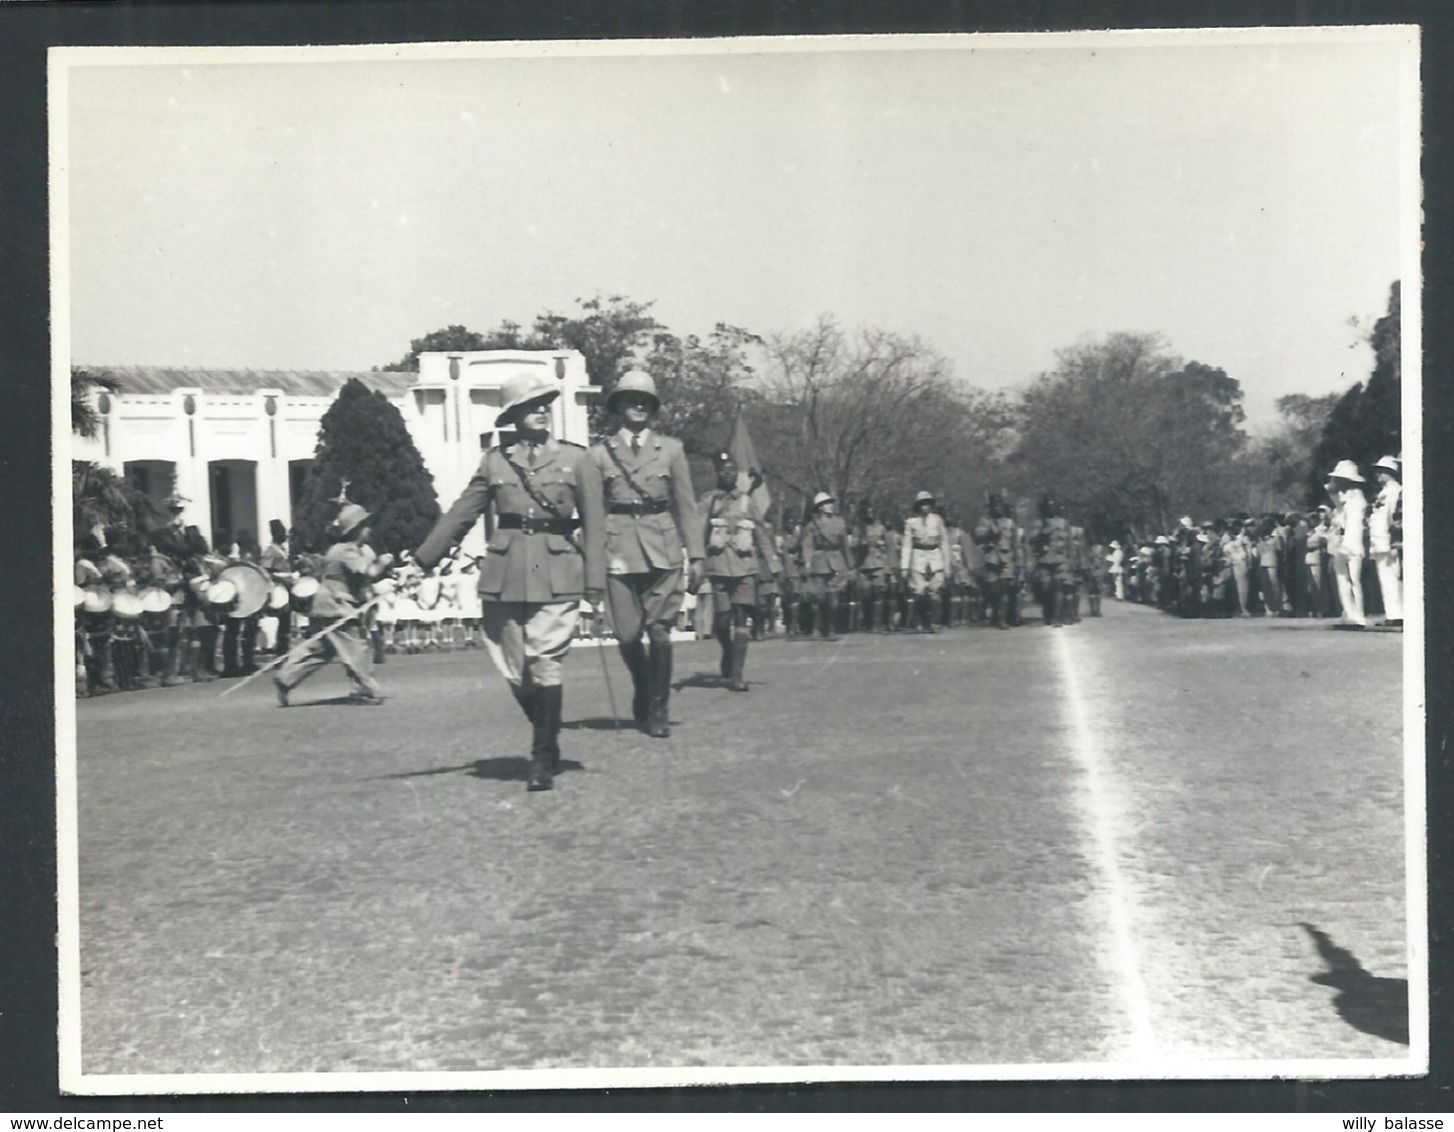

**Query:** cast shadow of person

left=1299, top=922, right=1409, bottom=1046
left=468, top=757, right=584, bottom=781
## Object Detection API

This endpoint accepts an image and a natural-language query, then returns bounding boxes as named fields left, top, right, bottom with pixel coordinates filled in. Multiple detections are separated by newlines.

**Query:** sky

left=57, top=30, right=1417, bottom=425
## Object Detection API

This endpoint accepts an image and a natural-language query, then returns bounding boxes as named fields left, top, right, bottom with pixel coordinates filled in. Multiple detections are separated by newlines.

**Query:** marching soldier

left=259, top=518, right=295, bottom=656
left=415, top=371, right=605, bottom=789
left=854, top=502, right=898, bottom=632
left=901, top=490, right=948, bottom=633
left=780, top=516, right=805, bottom=637
left=698, top=452, right=781, bottom=692
left=588, top=370, right=703, bottom=739
left=794, top=491, right=854, bottom=641
left=1066, top=521, right=1089, bottom=623
left=275, top=501, right=395, bottom=708
left=1029, top=494, right=1073, bottom=627
left=944, top=513, right=979, bottom=628
left=974, top=492, right=1020, bottom=630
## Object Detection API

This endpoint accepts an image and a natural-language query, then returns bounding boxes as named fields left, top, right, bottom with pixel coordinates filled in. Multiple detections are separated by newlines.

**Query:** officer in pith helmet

left=274, top=498, right=395, bottom=706
left=901, top=490, right=948, bottom=632
left=588, top=370, right=704, bottom=738
left=793, top=491, right=854, bottom=640
left=415, top=370, right=606, bottom=791
left=698, top=451, right=781, bottom=691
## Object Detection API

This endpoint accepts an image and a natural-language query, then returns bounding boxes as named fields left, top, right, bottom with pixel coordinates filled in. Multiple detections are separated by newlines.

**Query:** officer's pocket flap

left=487, top=529, right=514, bottom=554
left=545, top=533, right=576, bottom=554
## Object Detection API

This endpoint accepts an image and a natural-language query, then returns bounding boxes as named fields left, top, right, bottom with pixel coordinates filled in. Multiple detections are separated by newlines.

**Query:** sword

left=220, top=596, right=381, bottom=697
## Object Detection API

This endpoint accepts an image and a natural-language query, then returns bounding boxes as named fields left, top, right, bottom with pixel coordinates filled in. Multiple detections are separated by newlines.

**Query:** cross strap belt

left=496, top=514, right=578, bottom=536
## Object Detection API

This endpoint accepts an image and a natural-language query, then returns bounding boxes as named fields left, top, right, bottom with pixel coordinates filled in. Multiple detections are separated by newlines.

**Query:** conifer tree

left=295, top=379, right=440, bottom=555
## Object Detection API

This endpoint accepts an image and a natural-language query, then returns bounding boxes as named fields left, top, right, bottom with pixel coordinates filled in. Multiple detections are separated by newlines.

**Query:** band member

left=974, top=493, right=1020, bottom=629
left=1369, top=455, right=1402, bottom=627
left=944, top=513, right=979, bottom=628
left=259, top=518, right=295, bottom=656
left=416, top=371, right=605, bottom=789
left=1030, top=494, right=1073, bottom=627
left=901, top=491, right=948, bottom=633
left=794, top=491, right=854, bottom=641
left=588, top=371, right=703, bottom=738
left=275, top=502, right=395, bottom=708
left=699, top=452, right=780, bottom=692
left=855, top=502, right=898, bottom=632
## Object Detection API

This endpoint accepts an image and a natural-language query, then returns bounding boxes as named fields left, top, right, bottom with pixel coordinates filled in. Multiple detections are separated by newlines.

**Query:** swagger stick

left=590, top=601, right=621, bottom=730
left=219, top=596, right=382, bottom=697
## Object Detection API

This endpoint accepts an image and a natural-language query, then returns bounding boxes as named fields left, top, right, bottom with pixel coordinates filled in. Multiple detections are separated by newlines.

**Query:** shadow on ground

left=468, top=757, right=585, bottom=781
left=1299, top=922, right=1409, bottom=1045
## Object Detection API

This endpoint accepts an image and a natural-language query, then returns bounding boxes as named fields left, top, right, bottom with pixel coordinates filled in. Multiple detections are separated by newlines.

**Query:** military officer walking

left=794, top=491, right=854, bottom=641
left=901, top=490, right=948, bottom=633
left=1029, top=493, right=1074, bottom=627
left=588, top=370, right=704, bottom=738
left=414, top=372, right=606, bottom=790
left=698, top=452, right=780, bottom=691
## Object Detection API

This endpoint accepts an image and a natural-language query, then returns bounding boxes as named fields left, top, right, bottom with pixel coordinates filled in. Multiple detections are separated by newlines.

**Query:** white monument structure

left=71, top=349, right=597, bottom=555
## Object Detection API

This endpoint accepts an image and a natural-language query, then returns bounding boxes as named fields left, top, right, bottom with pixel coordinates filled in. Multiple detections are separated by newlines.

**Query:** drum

left=215, top=562, right=272, bottom=619
left=81, top=587, right=112, bottom=615
left=110, top=590, right=144, bottom=620
left=73, top=585, right=86, bottom=609
left=207, top=578, right=239, bottom=616
left=290, top=575, right=320, bottom=613
left=267, top=583, right=290, bottom=612
left=140, top=587, right=173, bottom=614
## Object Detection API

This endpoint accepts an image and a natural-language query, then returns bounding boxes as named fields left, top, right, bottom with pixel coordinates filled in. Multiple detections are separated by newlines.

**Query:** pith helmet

left=1327, top=459, right=1366, bottom=483
left=913, top=490, right=935, bottom=506
left=606, top=370, right=661, bottom=414
left=330, top=502, right=372, bottom=538
left=495, top=371, right=560, bottom=427
left=811, top=491, right=834, bottom=509
left=1373, top=455, right=1402, bottom=478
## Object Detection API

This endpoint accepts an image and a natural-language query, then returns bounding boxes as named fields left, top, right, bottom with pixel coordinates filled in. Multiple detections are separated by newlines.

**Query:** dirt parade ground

left=70, top=599, right=1411, bottom=1082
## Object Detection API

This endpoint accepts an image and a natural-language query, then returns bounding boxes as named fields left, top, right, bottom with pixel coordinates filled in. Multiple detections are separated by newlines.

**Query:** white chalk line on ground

left=1052, top=626, right=1159, bottom=1061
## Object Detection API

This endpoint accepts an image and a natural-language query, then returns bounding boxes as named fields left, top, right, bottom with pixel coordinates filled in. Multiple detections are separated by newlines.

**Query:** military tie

left=631, top=435, right=640, bottom=457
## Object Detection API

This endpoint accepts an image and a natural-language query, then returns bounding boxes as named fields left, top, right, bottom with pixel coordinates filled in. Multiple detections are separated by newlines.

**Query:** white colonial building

left=72, top=349, right=597, bottom=556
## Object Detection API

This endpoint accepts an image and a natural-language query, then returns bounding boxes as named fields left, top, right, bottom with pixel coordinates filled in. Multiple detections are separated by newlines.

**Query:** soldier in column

left=974, top=492, right=1017, bottom=630
left=901, top=491, right=948, bottom=633
left=1029, top=493, right=1073, bottom=627
left=1066, top=520, right=1090, bottom=623
left=944, top=512, right=979, bottom=628
left=794, top=491, right=854, bottom=641
left=698, top=451, right=780, bottom=692
left=780, top=515, right=804, bottom=637
left=854, top=501, right=895, bottom=633
left=588, top=371, right=703, bottom=738
left=259, top=519, right=295, bottom=657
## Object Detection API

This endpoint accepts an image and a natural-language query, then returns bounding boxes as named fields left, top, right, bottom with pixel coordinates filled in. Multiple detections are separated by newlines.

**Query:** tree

left=531, top=294, right=662, bottom=386
left=1007, top=332, right=1249, bottom=538
left=70, top=367, right=160, bottom=540
left=1242, top=392, right=1341, bottom=510
left=1309, top=281, right=1401, bottom=496
left=379, top=325, right=494, bottom=372
left=294, top=379, right=440, bottom=555
left=752, top=317, right=993, bottom=522
left=639, top=323, right=764, bottom=459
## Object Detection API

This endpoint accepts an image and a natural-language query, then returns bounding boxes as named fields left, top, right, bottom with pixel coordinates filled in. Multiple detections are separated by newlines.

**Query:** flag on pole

left=728, top=408, right=772, bottom=517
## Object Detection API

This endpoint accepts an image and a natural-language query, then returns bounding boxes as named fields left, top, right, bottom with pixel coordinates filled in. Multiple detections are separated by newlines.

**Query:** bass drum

left=215, top=562, right=272, bottom=619
left=267, top=583, right=291, bottom=612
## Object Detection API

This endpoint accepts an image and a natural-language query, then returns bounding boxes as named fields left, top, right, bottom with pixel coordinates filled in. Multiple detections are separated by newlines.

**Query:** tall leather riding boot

left=729, top=627, right=750, bottom=692
left=645, top=630, right=673, bottom=738
left=848, top=597, right=861, bottom=633
left=714, top=614, right=733, bottom=679
left=619, top=638, right=649, bottom=725
left=510, top=680, right=537, bottom=723
left=526, top=685, right=553, bottom=792
left=539, top=684, right=563, bottom=772
left=820, top=595, right=840, bottom=640
left=196, top=626, right=220, bottom=680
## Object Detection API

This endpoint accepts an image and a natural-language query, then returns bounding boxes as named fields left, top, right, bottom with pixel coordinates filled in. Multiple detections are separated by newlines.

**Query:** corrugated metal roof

left=86, top=366, right=419, bottom=398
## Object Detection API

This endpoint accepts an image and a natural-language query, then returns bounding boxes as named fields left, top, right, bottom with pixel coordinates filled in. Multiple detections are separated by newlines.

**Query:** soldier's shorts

left=1038, top=562, right=1073, bottom=586
left=708, top=573, right=758, bottom=615
left=481, top=599, right=579, bottom=688
left=607, top=567, right=685, bottom=642
left=906, top=568, right=945, bottom=597
left=801, top=572, right=848, bottom=599
left=859, top=568, right=891, bottom=598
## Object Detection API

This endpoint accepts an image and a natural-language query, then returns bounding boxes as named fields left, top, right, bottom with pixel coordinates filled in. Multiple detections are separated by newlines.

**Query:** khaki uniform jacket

left=855, top=521, right=895, bottom=572
left=974, top=516, right=1022, bottom=573
left=588, top=429, right=704, bottom=575
left=796, top=514, right=853, bottom=576
left=1030, top=517, right=1071, bottom=567
left=900, top=513, right=948, bottom=573
left=312, top=541, right=377, bottom=619
left=417, top=438, right=606, bottom=603
left=699, top=488, right=781, bottom=578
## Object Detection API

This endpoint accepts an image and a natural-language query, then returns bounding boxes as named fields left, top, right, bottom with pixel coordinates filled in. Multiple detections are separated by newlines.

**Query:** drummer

left=219, top=533, right=263, bottom=678
left=259, top=519, right=295, bottom=656
left=139, top=533, right=187, bottom=687
left=75, top=535, right=113, bottom=695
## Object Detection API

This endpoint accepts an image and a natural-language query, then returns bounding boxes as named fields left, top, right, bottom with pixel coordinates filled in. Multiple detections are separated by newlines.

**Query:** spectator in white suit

left=1327, top=459, right=1369, bottom=629
left=1369, top=455, right=1403, bottom=627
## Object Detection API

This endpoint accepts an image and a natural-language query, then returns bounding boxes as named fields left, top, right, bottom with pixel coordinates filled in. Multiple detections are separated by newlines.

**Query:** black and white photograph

left=52, top=27, right=1423, bottom=1094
